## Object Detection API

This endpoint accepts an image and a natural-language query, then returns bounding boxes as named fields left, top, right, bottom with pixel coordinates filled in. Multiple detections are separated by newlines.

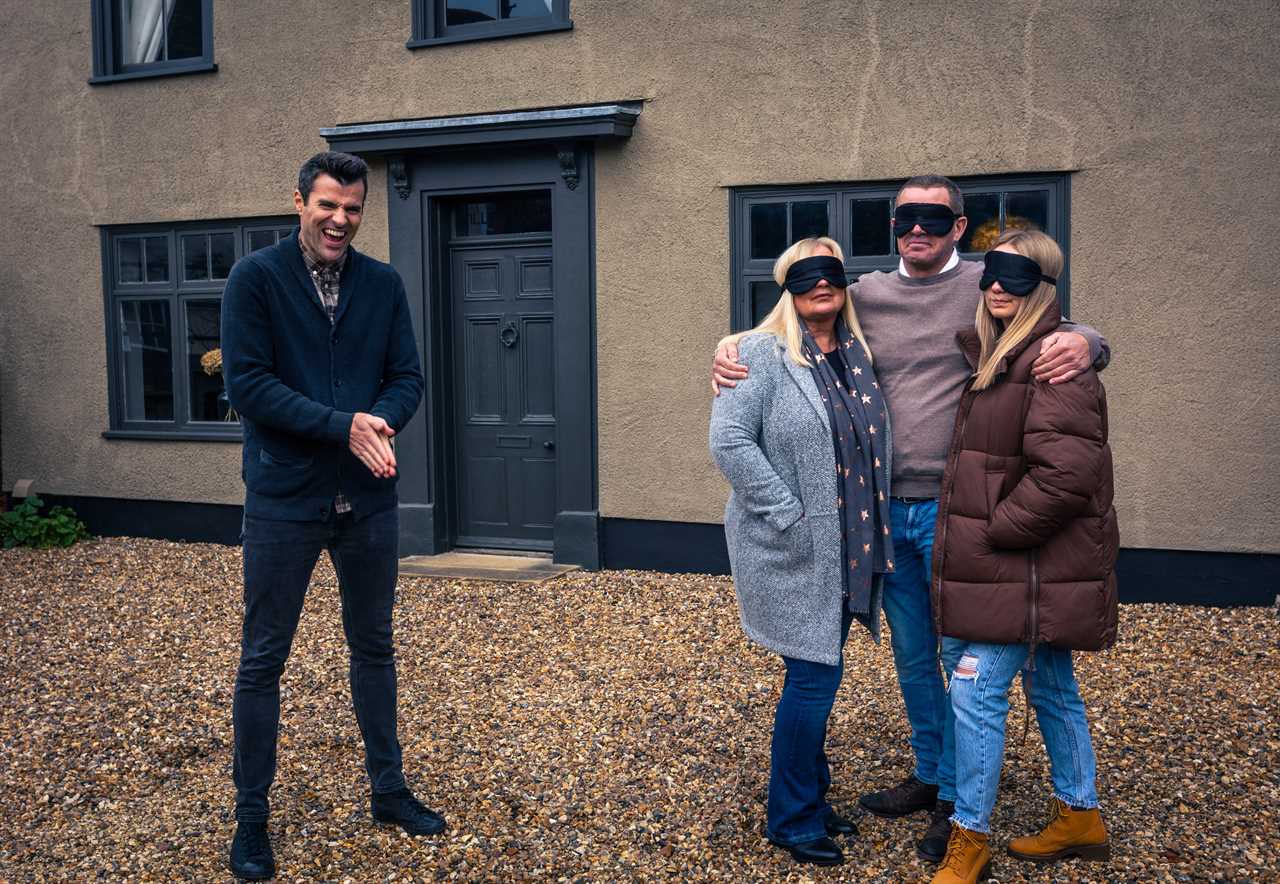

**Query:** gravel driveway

left=1, top=538, right=1275, bottom=882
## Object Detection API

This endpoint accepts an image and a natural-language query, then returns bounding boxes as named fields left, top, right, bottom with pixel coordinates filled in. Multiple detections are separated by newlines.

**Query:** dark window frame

left=408, top=0, right=572, bottom=48
left=89, top=0, right=216, bottom=84
left=100, top=217, right=296, bottom=441
left=729, top=173, right=1071, bottom=332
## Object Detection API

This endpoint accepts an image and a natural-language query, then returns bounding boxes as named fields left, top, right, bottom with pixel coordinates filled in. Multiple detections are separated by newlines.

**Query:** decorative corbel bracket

left=557, top=145, right=579, bottom=190
left=387, top=155, right=410, bottom=200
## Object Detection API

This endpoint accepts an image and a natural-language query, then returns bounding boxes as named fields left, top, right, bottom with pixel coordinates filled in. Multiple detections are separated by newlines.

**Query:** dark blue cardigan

left=221, top=232, right=424, bottom=521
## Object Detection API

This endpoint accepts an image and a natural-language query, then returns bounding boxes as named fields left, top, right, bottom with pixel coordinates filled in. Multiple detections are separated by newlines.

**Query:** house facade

left=2, top=1, right=1277, bottom=602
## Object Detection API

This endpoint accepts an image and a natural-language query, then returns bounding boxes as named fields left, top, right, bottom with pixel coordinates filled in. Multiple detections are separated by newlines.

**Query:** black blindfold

left=783, top=255, right=848, bottom=295
left=979, top=250, right=1057, bottom=296
left=892, top=202, right=957, bottom=237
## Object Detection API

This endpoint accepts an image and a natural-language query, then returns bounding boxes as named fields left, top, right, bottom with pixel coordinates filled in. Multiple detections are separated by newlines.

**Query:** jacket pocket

left=984, top=470, right=1004, bottom=515
left=248, top=447, right=315, bottom=498
left=740, top=509, right=813, bottom=573
left=260, top=448, right=313, bottom=469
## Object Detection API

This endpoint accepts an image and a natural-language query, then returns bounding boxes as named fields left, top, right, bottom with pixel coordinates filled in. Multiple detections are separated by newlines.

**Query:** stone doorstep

left=398, top=551, right=578, bottom=584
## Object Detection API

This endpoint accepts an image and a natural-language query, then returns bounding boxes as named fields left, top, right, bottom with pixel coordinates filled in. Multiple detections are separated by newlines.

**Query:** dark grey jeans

left=232, top=507, right=405, bottom=822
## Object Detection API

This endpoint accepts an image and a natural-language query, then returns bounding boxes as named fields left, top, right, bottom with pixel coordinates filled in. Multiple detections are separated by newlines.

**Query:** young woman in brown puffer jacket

left=929, top=230, right=1119, bottom=884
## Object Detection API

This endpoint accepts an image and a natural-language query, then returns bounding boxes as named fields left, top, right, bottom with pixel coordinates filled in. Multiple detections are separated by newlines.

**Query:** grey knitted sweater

left=854, top=260, right=1107, bottom=499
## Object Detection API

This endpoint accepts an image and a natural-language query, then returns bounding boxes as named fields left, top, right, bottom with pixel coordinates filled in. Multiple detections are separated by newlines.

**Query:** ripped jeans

left=948, top=641, right=1099, bottom=834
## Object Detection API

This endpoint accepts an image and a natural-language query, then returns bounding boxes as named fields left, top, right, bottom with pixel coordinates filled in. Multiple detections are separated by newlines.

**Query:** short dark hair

left=296, top=151, right=369, bottom=204
left=896, top=174, right=964, bottom=215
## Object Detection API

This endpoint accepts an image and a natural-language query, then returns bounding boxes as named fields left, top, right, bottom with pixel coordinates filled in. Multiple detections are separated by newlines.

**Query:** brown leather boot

left=1007, top=797, right=1110, bottom=863
left=930, top=825, right=991, bottom=884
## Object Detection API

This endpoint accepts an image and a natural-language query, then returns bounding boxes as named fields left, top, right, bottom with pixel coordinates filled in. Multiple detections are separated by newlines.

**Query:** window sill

left=407, top=20, right=572, bottom=49
left=89, top=60, right=217, bottom=85
left=103, top=428, right=242, bottom=442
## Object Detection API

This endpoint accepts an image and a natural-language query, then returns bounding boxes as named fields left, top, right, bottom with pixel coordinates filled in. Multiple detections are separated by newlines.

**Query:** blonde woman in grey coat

left=710, top=237, right=893, bottom=868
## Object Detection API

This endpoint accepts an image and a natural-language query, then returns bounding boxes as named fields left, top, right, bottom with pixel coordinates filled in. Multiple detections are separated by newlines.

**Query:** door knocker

left=499, top=322, right=520, bottom=348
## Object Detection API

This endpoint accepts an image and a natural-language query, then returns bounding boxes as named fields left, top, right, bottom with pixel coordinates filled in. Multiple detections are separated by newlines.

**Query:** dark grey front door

left=450, top=239, right=556, bottom=549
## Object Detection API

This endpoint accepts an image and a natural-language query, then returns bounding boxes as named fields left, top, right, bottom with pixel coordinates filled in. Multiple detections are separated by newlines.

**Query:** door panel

left=462, top=315, right=504, bottom=421
left=451, top=235, right=556, bottom=548
left=519, top=314, right=555, bottom=422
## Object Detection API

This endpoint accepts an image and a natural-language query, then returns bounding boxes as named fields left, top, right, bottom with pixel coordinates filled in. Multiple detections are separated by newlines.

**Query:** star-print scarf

left=801, top=318, right=894, bottom=614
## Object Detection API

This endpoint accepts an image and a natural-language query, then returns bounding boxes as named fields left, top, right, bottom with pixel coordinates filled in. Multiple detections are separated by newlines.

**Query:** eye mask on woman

left=784, top=256, right=848, bottom=294
left=892, top=202, right=957, bottom=237
left=979, top=250, right=1057, bottom=296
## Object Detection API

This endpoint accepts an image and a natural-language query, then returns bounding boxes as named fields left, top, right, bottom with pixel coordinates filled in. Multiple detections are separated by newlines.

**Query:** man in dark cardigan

left=221, top=151, right=437, bottom=881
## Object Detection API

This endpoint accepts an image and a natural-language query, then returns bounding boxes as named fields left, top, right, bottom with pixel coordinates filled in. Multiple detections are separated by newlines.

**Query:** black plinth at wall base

left=600, top=517, right=1278, bottom=608
left=1113, top=547, right=1278, bottom=607
left=601, top=518, right=732, bottom=575
left=38, top=494, right=243, bottom=545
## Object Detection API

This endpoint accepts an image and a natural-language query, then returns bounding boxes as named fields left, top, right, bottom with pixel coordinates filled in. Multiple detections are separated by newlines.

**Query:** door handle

left=499, top=322, right=519, bottom=348
left=543, top=441, right=555, bottom=450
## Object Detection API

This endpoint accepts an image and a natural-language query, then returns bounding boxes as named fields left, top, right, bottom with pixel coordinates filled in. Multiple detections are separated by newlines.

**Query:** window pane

left=248, top=230, right=277, bottom=253
left=186, top=299, right=231, bottom=422
left=850, top=199, right=890, bottom=256
left=144, top=235, right=169, bottom=282
left=503, top=0, right=553, bottom=19
left=791, top=201, right=829, bottom=241
left=118, top=238, right=143, bottom=284
left=182, top=234, right=209, bottom=281
left=210, top=233, right=236, bottom=279
left=751, top=280, right=782, bottom=326
left=120, top=300, right=173, bottom=421
left=165, top=0, right=204, bottom=60
left=1005, top=190, right=1049, bottom=235
left=750, top=203, right=787, bottom=260
left=118, top=0, right=202, bottom=64
left=447, top=0, right=499, bottom=24
left=456, top=192, right=551, bottom=236
left=960, top=192, right=1001, bottom=252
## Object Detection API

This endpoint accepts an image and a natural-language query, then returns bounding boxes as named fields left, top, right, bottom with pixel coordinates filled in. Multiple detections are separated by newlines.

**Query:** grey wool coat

left=710, top=332, right=890, bottom=666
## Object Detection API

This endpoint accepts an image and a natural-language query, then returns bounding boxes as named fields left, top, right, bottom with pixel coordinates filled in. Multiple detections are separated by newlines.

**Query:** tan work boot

left=930, top=825, right=991, bottom=884
left=1007, top=797, right=1110, bottom=863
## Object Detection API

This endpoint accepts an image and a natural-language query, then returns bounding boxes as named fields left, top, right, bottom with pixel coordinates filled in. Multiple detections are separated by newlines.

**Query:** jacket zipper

left=1026, top=551, right=1040, bottom=671
left=933, top=381, right=976, bottom=642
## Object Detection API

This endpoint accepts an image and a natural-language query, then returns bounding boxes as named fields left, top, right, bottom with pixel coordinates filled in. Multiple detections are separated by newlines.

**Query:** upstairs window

left=409, top=0, right=572, bottom=48
left=90, top=0, right=216, bottom=84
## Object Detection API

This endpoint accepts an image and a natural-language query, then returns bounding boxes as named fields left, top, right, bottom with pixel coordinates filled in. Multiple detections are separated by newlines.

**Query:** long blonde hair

left=972, top=229, right=1064, bottom=391
left=718, top=237, right=872, bottom=367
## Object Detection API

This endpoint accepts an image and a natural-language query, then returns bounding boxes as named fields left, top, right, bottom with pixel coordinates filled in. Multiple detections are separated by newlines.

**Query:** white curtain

left=121, top=0, right=177, bottom=64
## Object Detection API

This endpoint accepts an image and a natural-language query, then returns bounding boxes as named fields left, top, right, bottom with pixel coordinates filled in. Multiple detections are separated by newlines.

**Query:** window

left=90, top=0, right=215, bottom=83
left=729, top=174, right=1070, bottom=330
left=101, top=218, right=295, bottom=439
left=409, top=0, right=572, bottom=47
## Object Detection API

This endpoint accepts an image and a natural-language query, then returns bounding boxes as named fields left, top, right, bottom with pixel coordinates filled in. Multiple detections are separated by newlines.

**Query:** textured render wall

left=2, top=1, right=1278, bottom=552
left=593, top=1, right=1280, bottom=554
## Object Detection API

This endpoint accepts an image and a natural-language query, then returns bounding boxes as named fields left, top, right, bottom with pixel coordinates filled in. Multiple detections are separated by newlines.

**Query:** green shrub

left=0, top=495, right=90, bottom=549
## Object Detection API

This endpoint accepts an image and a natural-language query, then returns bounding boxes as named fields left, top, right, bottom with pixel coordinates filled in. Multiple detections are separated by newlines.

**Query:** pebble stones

left=0, top=538, right=1276, bottom=882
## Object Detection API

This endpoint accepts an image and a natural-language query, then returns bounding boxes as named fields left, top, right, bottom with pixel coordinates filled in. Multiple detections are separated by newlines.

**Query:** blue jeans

left=880, top=498, right=964, bottom=802
left=233, top=507, right=406, bottom=821
left=949, top=642, right=1099, bottom=834
left=766, top=608, right=854, bottom=845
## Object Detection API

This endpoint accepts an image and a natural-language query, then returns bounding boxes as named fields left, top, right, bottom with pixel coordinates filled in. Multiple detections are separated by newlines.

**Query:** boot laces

left=1045, top=797, right=1071, bottom=831
left=240, top=823, right=269, bottom=856
left=943, top=826, right=981, bottom=873
left=389, top=788, right=432, bottom=822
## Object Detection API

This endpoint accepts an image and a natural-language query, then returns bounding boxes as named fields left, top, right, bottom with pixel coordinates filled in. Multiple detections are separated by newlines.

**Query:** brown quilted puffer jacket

left=930, top=304, right=1119, bottom=652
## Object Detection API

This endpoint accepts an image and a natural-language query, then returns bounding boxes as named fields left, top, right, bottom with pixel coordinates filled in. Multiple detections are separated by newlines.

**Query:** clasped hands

left=349, top=412, right=397, bottom=478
